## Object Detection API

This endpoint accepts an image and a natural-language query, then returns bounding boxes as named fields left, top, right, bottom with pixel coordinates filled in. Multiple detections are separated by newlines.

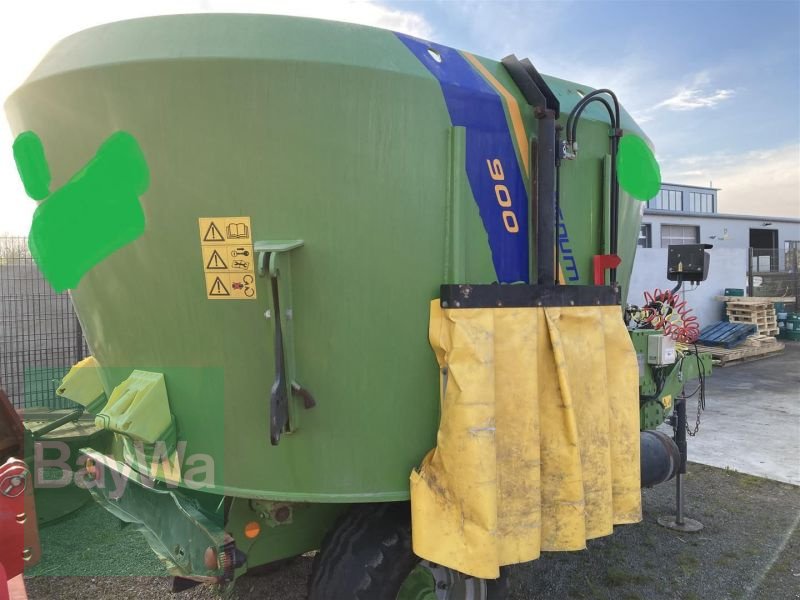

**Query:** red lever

left=593, top=254, right=621, bottom=285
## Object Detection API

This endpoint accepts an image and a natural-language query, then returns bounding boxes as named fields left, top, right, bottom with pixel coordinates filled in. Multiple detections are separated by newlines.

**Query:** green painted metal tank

left=5, top=15, right=649, bottom=580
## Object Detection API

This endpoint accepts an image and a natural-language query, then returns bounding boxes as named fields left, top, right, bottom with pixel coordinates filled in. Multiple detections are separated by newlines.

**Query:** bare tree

left=0, top=236, right=31, bottom=263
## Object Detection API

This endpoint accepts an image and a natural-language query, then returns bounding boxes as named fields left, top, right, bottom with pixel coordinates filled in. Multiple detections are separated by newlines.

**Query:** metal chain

left=686, top=395, right=702, bottom=436
left=685, top=348, right=706, bottom=437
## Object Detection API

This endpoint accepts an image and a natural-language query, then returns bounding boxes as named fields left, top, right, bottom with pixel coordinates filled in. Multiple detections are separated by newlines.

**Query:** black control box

left=667, top=244, right=712, bottom=282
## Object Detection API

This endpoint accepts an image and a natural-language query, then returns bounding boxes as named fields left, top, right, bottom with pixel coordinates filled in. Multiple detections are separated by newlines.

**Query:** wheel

left=307, top=502, right=509, bottom=600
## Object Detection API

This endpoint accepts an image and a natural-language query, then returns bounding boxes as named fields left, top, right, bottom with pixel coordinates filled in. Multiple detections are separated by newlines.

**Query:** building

left=628, top=183, right=800, bottom=327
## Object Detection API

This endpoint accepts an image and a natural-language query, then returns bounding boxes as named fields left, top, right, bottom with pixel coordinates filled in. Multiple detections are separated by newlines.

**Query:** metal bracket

left=255, top=240, right=315, bottom=445
left=250, top=500, right=294, bottom=527
left=256, top=240, right=304, bottom=278
left=440, top=283, right=621, bottom=309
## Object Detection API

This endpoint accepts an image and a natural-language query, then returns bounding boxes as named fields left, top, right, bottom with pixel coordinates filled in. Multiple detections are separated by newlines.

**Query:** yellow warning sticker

left=202, top=247, right=229, bottom=271
left=198, top=217, right=257, bottom=300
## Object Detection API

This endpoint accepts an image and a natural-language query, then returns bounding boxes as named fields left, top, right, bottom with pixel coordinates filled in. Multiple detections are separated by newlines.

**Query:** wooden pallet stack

left=694, top=337, right=785, bottom=366
left=744, top=334, right=778, bottom=347
left=725, top=300, right=779, bottom=336
left=696, top=321, right=785, bottom=367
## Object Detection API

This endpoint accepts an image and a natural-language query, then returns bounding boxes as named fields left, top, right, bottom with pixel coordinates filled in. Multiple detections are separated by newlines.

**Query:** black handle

left=269, top=273, right=289, bottom=445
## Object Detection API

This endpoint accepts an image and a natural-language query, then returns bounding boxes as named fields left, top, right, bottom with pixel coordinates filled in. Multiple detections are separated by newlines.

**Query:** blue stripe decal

left=395, top=33, right=529, bottom=283
left=557, top=207, right=580, bottom=282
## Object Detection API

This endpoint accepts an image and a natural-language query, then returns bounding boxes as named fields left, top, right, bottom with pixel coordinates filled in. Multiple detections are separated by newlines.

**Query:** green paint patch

left=616, top=135, right=661, bottom=201
left=13, top=131, right=51, bottom=200
left=13, top=131, right=149, bottom=292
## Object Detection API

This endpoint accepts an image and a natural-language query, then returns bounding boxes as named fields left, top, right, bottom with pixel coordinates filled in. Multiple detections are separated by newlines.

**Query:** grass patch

left=676, top=552, right=700, bottom=576
left=737, top=473, right=768, bottom=488
left=605, top=567, right=651, bottom=587
left=716, top=549, right=740, bottom=566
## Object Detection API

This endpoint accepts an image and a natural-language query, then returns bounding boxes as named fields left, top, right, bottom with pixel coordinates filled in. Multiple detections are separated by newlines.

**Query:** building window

left=648, top=189, right=683, bottom=211
left=638, top=224, right=652, bottom=248
left=661, top=224, right=699, bottom=248
left=686, top=192, right=715, bottom=213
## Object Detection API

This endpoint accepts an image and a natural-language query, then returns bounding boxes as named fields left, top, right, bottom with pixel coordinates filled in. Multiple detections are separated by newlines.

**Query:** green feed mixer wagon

left=6, top=14, right=712, bottom=599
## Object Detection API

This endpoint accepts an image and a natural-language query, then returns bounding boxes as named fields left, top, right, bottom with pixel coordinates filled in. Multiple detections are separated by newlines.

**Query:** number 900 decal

left=486, top=158, right=520, bottom=233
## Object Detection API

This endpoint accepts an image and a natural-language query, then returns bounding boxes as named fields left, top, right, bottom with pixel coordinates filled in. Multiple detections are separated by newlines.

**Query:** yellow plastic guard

left=95, top=371, right=171, bottom=444
left=56, top=356, right=105, bottom=410
left=410, top=301, right=642, bottom=579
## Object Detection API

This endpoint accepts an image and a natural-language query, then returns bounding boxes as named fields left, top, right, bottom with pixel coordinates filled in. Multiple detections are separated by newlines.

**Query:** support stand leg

left=658, top=395, right=703, bottom=532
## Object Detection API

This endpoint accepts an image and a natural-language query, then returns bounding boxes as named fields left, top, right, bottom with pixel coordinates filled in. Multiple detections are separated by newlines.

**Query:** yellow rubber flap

left=96, top=371, right=171, bottom=444
left=56, top=356, right=105, bottom=410
left=410, top=301, right=642, bottom=579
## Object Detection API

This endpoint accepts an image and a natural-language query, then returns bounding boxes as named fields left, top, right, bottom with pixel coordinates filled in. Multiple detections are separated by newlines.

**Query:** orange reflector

left=244, top=521, right=261, bottom=539
left=204, top=546, right=218, bottom=570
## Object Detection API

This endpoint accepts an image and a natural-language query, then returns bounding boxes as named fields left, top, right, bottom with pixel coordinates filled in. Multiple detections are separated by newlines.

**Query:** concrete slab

left=669, top=340, right=800, bottom=486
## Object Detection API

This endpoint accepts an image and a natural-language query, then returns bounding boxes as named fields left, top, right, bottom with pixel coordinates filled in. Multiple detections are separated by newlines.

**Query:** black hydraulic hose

left=566, top=88, right=620, bottom=143
left=571, top=97, right=619, bottom=282
left=568, top=97, right=615, bottom=144
left=565, top=89, right=622, bottom=285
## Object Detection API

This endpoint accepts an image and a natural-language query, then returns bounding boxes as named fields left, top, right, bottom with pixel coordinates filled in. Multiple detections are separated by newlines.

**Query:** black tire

left=307, top=502, right=509, bottom=600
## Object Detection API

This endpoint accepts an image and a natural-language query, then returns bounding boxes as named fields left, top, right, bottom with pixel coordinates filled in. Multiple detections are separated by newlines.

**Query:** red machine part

left=1, top=390, right=40, bottom=597
left=593, top=254, right=622, bottom=285
left=641, top=288, right=700, bottom=343
left=0, top=458, right=40, bottom=586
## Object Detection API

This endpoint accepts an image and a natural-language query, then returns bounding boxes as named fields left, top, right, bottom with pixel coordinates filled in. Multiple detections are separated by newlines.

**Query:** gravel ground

left=24, top=463, right=800, bottom=600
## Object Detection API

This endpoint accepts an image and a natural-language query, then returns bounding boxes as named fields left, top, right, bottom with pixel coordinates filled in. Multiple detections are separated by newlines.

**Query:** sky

left=1, top=0, right=798, bottom=235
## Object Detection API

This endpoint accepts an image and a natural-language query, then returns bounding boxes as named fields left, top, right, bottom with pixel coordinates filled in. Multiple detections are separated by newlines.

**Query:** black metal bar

left=529, top=138, right=538, bottom=284
left=536, top=112, right=557, bottom=285
left=501, top=55, right=546, bottom=108
left=520, top=58, right=560, bottom=116
left=555, top=126, right=562, bottom=282
left=501, top=54, right=560, bottom=286
left=269, top=270, right=289, bottom=445
left=674, top=394, right=688, bottom=476
left=610, top=133, right=620, bottom=285
left=31, top=408, right=84, bottom=438
left=440, top=284, right=620, bottom=309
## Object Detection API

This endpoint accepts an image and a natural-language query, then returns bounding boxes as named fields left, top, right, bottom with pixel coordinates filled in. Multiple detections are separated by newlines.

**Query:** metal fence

left=748, top=241, right=799, bottom=311
left=0, top=236, right=87, bottom=409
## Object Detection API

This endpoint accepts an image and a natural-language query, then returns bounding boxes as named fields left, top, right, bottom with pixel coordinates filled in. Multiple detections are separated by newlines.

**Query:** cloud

left=198, top=0, right=434, bottom=37
left=648, top=69, right=735, bottom=111
left=629, top=112, right=654, bottom=125
left=661, top=144, right=800, bottom=218
left=654, top=87, right=735, bottom=111
left=624, top=71, right=736, bottom=136
left=447, top=1, right=567, bottom=60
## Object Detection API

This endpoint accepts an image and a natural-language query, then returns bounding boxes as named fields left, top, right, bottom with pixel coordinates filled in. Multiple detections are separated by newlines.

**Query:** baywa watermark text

left=34, top=441, right=215, bottom=500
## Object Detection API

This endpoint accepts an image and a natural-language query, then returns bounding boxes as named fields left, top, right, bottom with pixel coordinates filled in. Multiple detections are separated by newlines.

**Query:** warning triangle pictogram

left=209, top=276, right=230, bottom=296
left=205, top=250, right=228, bottom=270
left=203, top=222, right=225, bottom=242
